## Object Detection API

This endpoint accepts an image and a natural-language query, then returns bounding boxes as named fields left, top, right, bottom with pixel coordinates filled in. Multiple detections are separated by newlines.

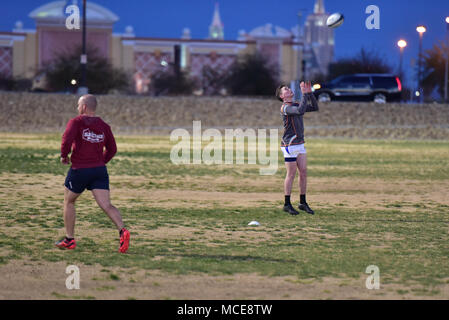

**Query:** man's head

left=275, top=84, right=294, bottom=102
left=77, top=94, right=97, bottom=115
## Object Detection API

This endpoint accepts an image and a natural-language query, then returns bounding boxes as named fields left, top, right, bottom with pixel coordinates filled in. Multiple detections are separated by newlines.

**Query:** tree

left=328, top=47, right=393, bottom=80
left=225, top=53, right=279, bottom=96
left=0, top=74, right=32, bottom=92
left=41, top=46, right=130, bottom=94
left=422, top=41, right=448, bottom=100
left=0, top=74, right=15, bottom=91
left=151, top=66, right=195, bottom=96
left=200, top=65, right=227, bottom=95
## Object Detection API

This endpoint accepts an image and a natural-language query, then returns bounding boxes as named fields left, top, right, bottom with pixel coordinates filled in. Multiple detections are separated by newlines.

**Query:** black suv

left=312, top=74, right=402, bottom=103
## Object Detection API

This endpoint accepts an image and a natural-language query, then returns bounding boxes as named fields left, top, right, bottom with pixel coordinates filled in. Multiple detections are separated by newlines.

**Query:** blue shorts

left=64, top=166, right=109, bottom=194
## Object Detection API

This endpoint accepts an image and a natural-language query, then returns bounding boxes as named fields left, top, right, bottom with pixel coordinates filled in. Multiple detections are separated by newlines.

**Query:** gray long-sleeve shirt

left=280, top=92, right=319, bottom=147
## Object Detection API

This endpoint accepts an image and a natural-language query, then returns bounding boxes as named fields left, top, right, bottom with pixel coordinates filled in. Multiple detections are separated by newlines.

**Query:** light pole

left=397, top=39, right=407, bottom=102
left=416, top=26, right=426, bottom=103
left=444, top=17, right=449, bottom=102
left=397, top=39, right=407, bottom=78
left=78, top=0, right=88, bottom=95
left=296, top=9, right=306, bottom=101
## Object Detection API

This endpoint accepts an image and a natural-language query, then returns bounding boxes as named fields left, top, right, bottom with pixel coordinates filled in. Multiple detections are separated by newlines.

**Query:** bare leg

left=64, top=187, right=81, bottom=238
left=284, top=161, right=298, bottom=196
left=91, top=189, right=124, bottom=231
left=296, top=154, right=307, bottom=195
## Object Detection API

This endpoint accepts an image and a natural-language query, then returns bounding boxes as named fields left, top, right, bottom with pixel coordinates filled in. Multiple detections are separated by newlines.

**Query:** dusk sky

left=1, top=0, right=449, bottom=87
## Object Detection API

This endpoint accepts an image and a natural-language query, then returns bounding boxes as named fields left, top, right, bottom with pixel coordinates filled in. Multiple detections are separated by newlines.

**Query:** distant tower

left=314, top=0, right=325, bottom=14
left=304, top=0, right=334, bottom=77
left=209, top=3, right=224, bottom=40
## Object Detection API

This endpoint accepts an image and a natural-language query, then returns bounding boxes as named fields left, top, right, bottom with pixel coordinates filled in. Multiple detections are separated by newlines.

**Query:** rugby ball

left=326, top=13, right=344, bottom=28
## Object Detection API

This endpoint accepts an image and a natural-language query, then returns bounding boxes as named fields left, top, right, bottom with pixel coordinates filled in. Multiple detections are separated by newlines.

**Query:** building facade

left=0, top=0, right=334, bottom=93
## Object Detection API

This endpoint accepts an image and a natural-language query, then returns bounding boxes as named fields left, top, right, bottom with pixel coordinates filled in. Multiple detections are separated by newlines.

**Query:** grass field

left=0, top=133, right=448, bottom=299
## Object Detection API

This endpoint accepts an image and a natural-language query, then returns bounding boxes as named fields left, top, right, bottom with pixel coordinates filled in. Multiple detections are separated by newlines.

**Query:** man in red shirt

left=55, top=94, right=130, bottom=253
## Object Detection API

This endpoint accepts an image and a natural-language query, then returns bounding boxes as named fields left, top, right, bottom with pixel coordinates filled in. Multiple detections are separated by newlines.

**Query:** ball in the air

left=326, top=13, right=344, bottom=28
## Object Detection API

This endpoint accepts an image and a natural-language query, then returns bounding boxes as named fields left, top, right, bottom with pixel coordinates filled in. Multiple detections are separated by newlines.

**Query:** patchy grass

left=0, top=133, right=448, bottom=299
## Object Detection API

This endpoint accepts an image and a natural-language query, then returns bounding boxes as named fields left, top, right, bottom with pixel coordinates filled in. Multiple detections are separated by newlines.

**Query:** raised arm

left=304, top=92, right=319, bottom=112
left=281, top=93, right=319, bottom=115
left=281, top=102, right=305, bottom=115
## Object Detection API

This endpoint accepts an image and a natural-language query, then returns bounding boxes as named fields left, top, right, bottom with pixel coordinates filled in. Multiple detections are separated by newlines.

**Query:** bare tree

left=422, top=41, right=448, bottom=100
left=328, top=47, right=393, bottom=80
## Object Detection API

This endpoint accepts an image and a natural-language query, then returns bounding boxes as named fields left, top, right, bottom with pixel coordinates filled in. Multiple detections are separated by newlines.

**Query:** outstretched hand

left=300, top=81, right=312, bottom=94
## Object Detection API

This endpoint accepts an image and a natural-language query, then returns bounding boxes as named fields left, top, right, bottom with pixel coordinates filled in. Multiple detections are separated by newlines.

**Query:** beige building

left=0, top=1, right=334, bottom=93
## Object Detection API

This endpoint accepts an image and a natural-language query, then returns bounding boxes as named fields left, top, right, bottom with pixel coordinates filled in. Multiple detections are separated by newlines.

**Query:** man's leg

left=91, top=189, right=124, bottom=231
left=283, top=160, right=300, bottom=215
left=296, top=154, right=307, bottom=196
left=296, top=154, right=314, bottom=214
left=284, top=161, right=297, bottom=196
left=64, top=187, right=81, bottom=238
left=92, top=188, right=130, bottom=253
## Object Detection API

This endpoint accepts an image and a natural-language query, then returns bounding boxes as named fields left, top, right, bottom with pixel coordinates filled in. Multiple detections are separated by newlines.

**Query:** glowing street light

left=416, top=26, right=427, bottom=103
left=397, top=40, right=407, bottom=49
left=416, top=26, right=426, bottom=34
left=397, top=40, right=407, bottom=85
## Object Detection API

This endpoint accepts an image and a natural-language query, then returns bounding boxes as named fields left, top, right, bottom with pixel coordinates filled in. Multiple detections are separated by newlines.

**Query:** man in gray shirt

left=275, top=81, right=319, bottom=215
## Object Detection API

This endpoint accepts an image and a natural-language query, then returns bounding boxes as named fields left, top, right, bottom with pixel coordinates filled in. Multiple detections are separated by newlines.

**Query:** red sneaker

left=55, top=237, right=76, bottom=250
left=119, top=228, right=130, bottom=253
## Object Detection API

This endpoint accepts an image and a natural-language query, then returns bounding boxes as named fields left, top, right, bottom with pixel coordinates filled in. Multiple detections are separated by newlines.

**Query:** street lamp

left=444, top=17, right=449, bottom=102
left=78, top=0, right=88, bottom=95
left=397, top=39, right=407, bottom=78
left=295, top=9, right=306, bottom=101
left=416, top=26, right=426, bottom=102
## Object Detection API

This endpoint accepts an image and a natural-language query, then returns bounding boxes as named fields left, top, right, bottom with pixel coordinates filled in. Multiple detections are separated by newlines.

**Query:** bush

left=41, top=46, right=131, bottom=94
left=151, top=67, right=195, bottom=96
left=0, top=75, right=32, bottom=92
left=224, top=53, right=279, bottom=96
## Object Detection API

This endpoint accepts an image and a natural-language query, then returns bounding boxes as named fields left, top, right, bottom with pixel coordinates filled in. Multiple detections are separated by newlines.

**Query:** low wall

left=0, top=92, right=448, bottom=139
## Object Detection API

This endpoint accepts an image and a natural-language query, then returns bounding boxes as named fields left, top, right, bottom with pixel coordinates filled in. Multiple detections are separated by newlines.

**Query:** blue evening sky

left=1, top=0, right=448, bottom=86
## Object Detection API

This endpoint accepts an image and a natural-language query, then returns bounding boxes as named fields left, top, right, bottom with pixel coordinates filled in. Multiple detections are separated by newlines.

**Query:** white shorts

left=281, top=144, right=306, bottom=162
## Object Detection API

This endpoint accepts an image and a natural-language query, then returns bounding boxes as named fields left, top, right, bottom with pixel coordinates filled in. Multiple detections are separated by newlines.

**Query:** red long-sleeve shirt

left=61, top=115, right=117, bottom=169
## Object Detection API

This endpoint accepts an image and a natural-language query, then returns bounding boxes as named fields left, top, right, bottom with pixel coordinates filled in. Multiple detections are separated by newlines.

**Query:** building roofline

left=122, top=36, right=256, bottom=44
left=122, top=36, right=303, bottom=45
left=0, top=31, right=28, bottom=36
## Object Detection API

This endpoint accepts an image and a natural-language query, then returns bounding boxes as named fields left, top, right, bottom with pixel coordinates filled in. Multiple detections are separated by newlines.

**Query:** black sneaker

left=283, top=204, right=300, bottom=215
left=299, top=203, right=315, bottom=215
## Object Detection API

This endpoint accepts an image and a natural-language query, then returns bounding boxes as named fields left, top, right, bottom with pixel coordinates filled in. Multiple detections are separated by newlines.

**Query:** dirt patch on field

left=0, top=259, right=447, bottom=300
left=1, top=173, right=449, bottom=212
